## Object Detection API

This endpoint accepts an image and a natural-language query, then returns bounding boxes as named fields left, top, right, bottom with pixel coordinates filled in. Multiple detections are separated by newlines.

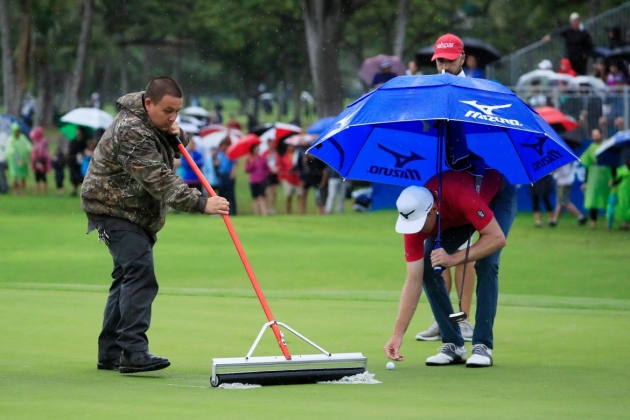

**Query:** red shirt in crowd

left=277, top=150, right=301, bottom=186
left=404, top=169, right=504, bottom=262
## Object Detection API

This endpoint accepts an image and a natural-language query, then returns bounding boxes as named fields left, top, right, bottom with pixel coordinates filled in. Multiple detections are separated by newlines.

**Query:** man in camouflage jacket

left=81, top=77, right=229, bottom=374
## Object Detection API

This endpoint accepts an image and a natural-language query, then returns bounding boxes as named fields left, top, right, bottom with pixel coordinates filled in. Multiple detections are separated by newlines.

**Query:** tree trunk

left=120, top=46, right=129, bottom=95
left=276, top=80, right=286, bottom=121
left=15, top=0, right=32, bottom=115
left=65, top=0, right=94, bottom=111
left=0, top=0, right=18, bottom=116
left=35, top=60, right=54, bottom=126
left=393, top=0, right=409, bottom=58
left=303, top=0, right=345, bottom=118
left=589, top=0, right=600, bottom=17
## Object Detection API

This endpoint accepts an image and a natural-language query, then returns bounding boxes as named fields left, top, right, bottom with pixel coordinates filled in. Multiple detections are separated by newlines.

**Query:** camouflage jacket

left=81, top=91, right=207, bottom=235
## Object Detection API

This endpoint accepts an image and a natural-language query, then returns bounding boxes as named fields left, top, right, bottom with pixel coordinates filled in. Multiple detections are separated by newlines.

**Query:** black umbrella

left=606, top=45, right=630, bottom=63
left=415, top=37, right=500, bottom=68
left=249, top=123, right=274, bottom=136
left=592, top=46, right=611, bottom=59
left=559, top=128, right=582, bottom=150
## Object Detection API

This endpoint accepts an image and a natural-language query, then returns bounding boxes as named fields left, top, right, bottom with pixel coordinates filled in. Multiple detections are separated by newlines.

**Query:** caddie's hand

left=384, top=336, right=404, bottom=361
left=168, top=121, right=181, bottom=137
left=430, top=247, right=455, bottom=269
left=581, top=182, right=587, bottom=192
left=204, top=196, right=230, bottom=215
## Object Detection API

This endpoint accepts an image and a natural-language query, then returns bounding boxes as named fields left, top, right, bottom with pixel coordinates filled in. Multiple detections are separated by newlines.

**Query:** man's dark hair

left=145, top=77, right=183, bottom=103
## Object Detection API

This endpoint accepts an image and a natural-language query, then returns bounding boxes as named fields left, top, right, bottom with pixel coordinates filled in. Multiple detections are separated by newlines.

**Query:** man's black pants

left=98, top=228, right=158, bottom=361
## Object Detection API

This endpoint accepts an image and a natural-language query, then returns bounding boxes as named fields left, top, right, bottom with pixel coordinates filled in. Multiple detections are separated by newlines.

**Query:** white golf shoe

left=466, top=344, right=493, bottom=367
left=425, top=343, right=466, bottom=366
left=416, top=321, right=441, bottom=341
left=458, top=320, right=473, bottom=342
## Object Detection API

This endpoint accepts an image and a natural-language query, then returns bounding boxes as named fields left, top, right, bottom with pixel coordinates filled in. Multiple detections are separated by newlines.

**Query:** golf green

left=1, top=189, right=629, bottom=419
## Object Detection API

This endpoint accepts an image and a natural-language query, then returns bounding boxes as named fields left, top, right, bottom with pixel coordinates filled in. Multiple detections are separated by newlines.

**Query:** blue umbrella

left=307, top=74, right=578, bottom=186
left=306, top=117, right=336, bottom=135
left=0, top=114, right=31, bottom=138
left=596, top=130, right=630, bottom=167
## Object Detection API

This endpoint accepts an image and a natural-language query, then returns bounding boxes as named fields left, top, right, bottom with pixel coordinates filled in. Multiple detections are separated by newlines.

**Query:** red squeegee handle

left=176, top=138, right=292, bottom=360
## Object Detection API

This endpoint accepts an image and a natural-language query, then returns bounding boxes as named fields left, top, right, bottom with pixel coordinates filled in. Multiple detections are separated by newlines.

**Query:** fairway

left=1, top=191, right=629, bottom=419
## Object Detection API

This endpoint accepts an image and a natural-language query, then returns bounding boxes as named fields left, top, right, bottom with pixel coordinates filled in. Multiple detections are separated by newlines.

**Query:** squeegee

left=176, top=137, right=367, bottom=387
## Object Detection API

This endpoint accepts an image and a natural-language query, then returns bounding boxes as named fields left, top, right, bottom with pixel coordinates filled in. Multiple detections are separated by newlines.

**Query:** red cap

left=431, top=34, right=464, bottom=61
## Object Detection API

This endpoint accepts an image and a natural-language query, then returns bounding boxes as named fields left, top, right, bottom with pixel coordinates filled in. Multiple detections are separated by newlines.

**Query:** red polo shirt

left=404, top=169, right=504, bottom=262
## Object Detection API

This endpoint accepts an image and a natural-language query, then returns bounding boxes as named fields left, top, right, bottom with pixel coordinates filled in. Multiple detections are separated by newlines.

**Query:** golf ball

left=386, top=362, right=395, bottom=370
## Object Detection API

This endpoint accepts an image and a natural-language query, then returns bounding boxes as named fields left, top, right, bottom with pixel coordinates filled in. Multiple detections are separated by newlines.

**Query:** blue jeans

left=422, top=177, right=517, bottom=349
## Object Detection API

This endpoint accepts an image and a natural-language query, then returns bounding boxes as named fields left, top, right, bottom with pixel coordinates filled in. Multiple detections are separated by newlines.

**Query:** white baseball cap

left=395, top=186, right=435, bottom=234
left=569, top=12, right=580, bottom=22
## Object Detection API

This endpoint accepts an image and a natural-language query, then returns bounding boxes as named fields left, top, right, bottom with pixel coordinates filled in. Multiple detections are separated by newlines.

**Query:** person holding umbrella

left=372, top=61, right=397, bottom=88
left=81, top=77, right=229, bottom=374
left=384, top=33, right=518, bottom=368
left=414, top=33, right=475, bottom=343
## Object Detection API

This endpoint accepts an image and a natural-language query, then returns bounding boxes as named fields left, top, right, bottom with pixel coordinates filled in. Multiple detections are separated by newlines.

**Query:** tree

left=63, top=0, right=94, bottom=111
left=392, top=0, right=409, bottom=58
left=0, top=0, right=17, bottom=115
left=302, top=0, right=368, bottom=117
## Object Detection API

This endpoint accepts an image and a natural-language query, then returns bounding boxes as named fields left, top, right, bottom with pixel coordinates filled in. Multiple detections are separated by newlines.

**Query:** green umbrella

left=60, top=123, right=78, bottom=140
left=60, top=123, right=93, bottom=141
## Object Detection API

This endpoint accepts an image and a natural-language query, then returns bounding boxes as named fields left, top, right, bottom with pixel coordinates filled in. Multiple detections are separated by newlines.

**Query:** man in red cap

left=431, top=33, right=466, bottom=76
left=414, top=33, right=476, bottom=344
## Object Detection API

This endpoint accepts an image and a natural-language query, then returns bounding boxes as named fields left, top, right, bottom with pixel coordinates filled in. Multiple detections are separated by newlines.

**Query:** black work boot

left=119, top=351, right=170, bottom=374
left=97, top=357, right=121, bottom=371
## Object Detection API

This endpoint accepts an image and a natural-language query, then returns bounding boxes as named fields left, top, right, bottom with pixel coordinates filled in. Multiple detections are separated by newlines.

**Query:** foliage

left=1, top=0, right=628, bottom=120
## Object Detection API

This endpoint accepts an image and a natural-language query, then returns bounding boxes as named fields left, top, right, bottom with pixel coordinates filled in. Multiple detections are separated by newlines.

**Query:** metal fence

left=487, top=2, right=630, bottom=86
left=511, top=85, right=630, bottom=135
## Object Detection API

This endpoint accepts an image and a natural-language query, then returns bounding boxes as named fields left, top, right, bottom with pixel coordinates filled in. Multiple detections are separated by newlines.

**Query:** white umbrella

left=60, top=108, right=114, bottom=130
left=516, top=70, right=578, bottom=89
left=198, top=125, right=244, bottom=148
left=178, top=122, right=200, bottom=135
left=574, top=75, right=608, bottom=92
left=177, top=115, right=205, bottom=127
left=182, top=106, right=210, bottom=118
left=258, top=122, right=303, bottom=153
left=284, top=133, right=317, bottom=147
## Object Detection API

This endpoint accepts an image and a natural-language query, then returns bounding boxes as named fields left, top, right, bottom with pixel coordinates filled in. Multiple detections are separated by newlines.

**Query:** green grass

left=0, top=178, right=629, bottom=419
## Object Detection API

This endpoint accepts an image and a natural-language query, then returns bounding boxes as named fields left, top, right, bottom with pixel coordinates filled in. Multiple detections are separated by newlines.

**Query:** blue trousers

left=422, top=178, right=517, bottom=349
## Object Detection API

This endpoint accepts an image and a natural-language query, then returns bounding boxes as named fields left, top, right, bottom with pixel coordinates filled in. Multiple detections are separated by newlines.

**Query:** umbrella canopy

left=574, top=75, right=608, bottom=94
left=178, top=115, right=205, bottom=127
left=178, top=122, right=200, bottom=135
left=516, top=70, right=578, bottom=89
left=307, top=74, right=578, bottom=186
left=606, top=45, right=630, bottom=63
left=0, top=114, right=31, bottom=138
left=182, top=106, right=210, bottom=118
left=416, top=37, right=500, bottom=68
left=596, top=130, right=630, bottom=167
left=226, top=133, right=262, bottom=160
left=534, top=107, right=580, bottom=133
left=284, top=133, right=318, bottom=147
left=307, top=117, right=336, bottom=135
left=255, top=122, right=303, bottom=153
left=592, top=46, right=611, bottom=59
left=359, top=55, right=406, bottom=85
left=60, top=108, right=113, bottom=130
left=198, top=125, right=244, bottom=148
